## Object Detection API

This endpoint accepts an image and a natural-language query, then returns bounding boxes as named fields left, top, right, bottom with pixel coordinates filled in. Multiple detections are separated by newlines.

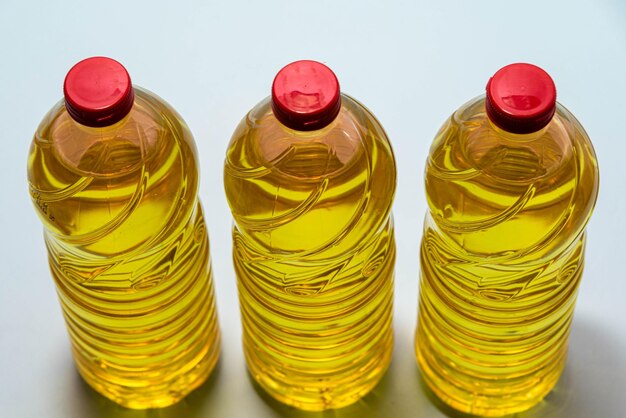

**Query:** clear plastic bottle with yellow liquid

left=224, top=60, right=396, bottom=411
left=415, top=63, right=599, bottom=416
left=27, top=57, right=220, bottom=409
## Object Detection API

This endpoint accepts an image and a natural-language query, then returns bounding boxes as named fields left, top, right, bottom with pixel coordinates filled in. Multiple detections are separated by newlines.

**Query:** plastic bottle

left=415, top=63, right=599, bottom=416
left=27, top=57, right=220, bottom=409
left=224, top=60, right=396, bottom=411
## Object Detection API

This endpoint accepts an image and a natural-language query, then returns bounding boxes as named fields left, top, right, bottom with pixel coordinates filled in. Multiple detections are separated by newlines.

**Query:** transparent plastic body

left=224, top=94, right=396, bottom=411
left=27, top=88, right=220, bottom=409
left=415, top=96, right=599, bottom=416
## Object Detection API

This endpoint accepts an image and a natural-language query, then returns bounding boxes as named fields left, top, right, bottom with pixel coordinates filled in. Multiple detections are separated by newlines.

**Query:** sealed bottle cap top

left=63, top=57, right=135, bottom=127
left=486, top=63, right=556, bottom=134
left=271, top=60, right=341, bottom=131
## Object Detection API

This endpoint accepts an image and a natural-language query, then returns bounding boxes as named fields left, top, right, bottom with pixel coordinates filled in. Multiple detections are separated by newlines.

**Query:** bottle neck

left=69, top=110, right=132, bottom=134
left=276, top=105, right=342, bottom=139
left=487, top=116, right=551, bottom=142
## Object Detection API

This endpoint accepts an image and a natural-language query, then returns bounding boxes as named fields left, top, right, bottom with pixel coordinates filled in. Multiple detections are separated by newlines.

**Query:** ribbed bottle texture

left=28, top=87, right=220, bottom=409
left=415, top=96, right=599, bottom=416
left=224, top=94, right=396, bottom=411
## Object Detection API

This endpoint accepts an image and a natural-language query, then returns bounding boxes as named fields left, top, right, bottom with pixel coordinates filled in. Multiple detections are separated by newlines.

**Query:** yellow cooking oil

left=416, top=96, right=599, bottom=416
left=27, top=87, right=220, bottom=409
left=224, top=94, right=397, bottom=411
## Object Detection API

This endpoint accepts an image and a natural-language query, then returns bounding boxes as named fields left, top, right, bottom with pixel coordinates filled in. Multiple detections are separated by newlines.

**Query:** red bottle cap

left=486, top=63, right=557, bottom=134
left=63, top=57, right=135, bottom=127
left=271, top=60, right=341, bottom=131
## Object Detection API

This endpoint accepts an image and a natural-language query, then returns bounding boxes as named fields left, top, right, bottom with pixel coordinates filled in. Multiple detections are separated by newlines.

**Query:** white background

left=0, top=1, right=624, bottom=417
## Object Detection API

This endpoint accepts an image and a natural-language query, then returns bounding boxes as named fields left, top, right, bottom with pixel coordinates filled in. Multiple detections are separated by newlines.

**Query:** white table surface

left=1, top=1, right=624, bottom=417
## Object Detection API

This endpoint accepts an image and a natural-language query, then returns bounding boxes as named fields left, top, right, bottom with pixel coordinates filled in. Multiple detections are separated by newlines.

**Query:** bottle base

left=415, top=337, right=564, bottom=418
left=245, top=345, right=393, bottom=412
left=73, top=334, right=221, bottom=410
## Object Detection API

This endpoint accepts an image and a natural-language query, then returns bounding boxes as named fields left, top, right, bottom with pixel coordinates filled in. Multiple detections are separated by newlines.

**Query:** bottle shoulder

left=28, top=87, right=201, bottom=252
left=224, top=93, right=397, bottom=256
left=30, top=87, right=198, bottom=178
left=425, top=96, right=599, bottom=258
left=226, top=94, right=395, bottom=181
